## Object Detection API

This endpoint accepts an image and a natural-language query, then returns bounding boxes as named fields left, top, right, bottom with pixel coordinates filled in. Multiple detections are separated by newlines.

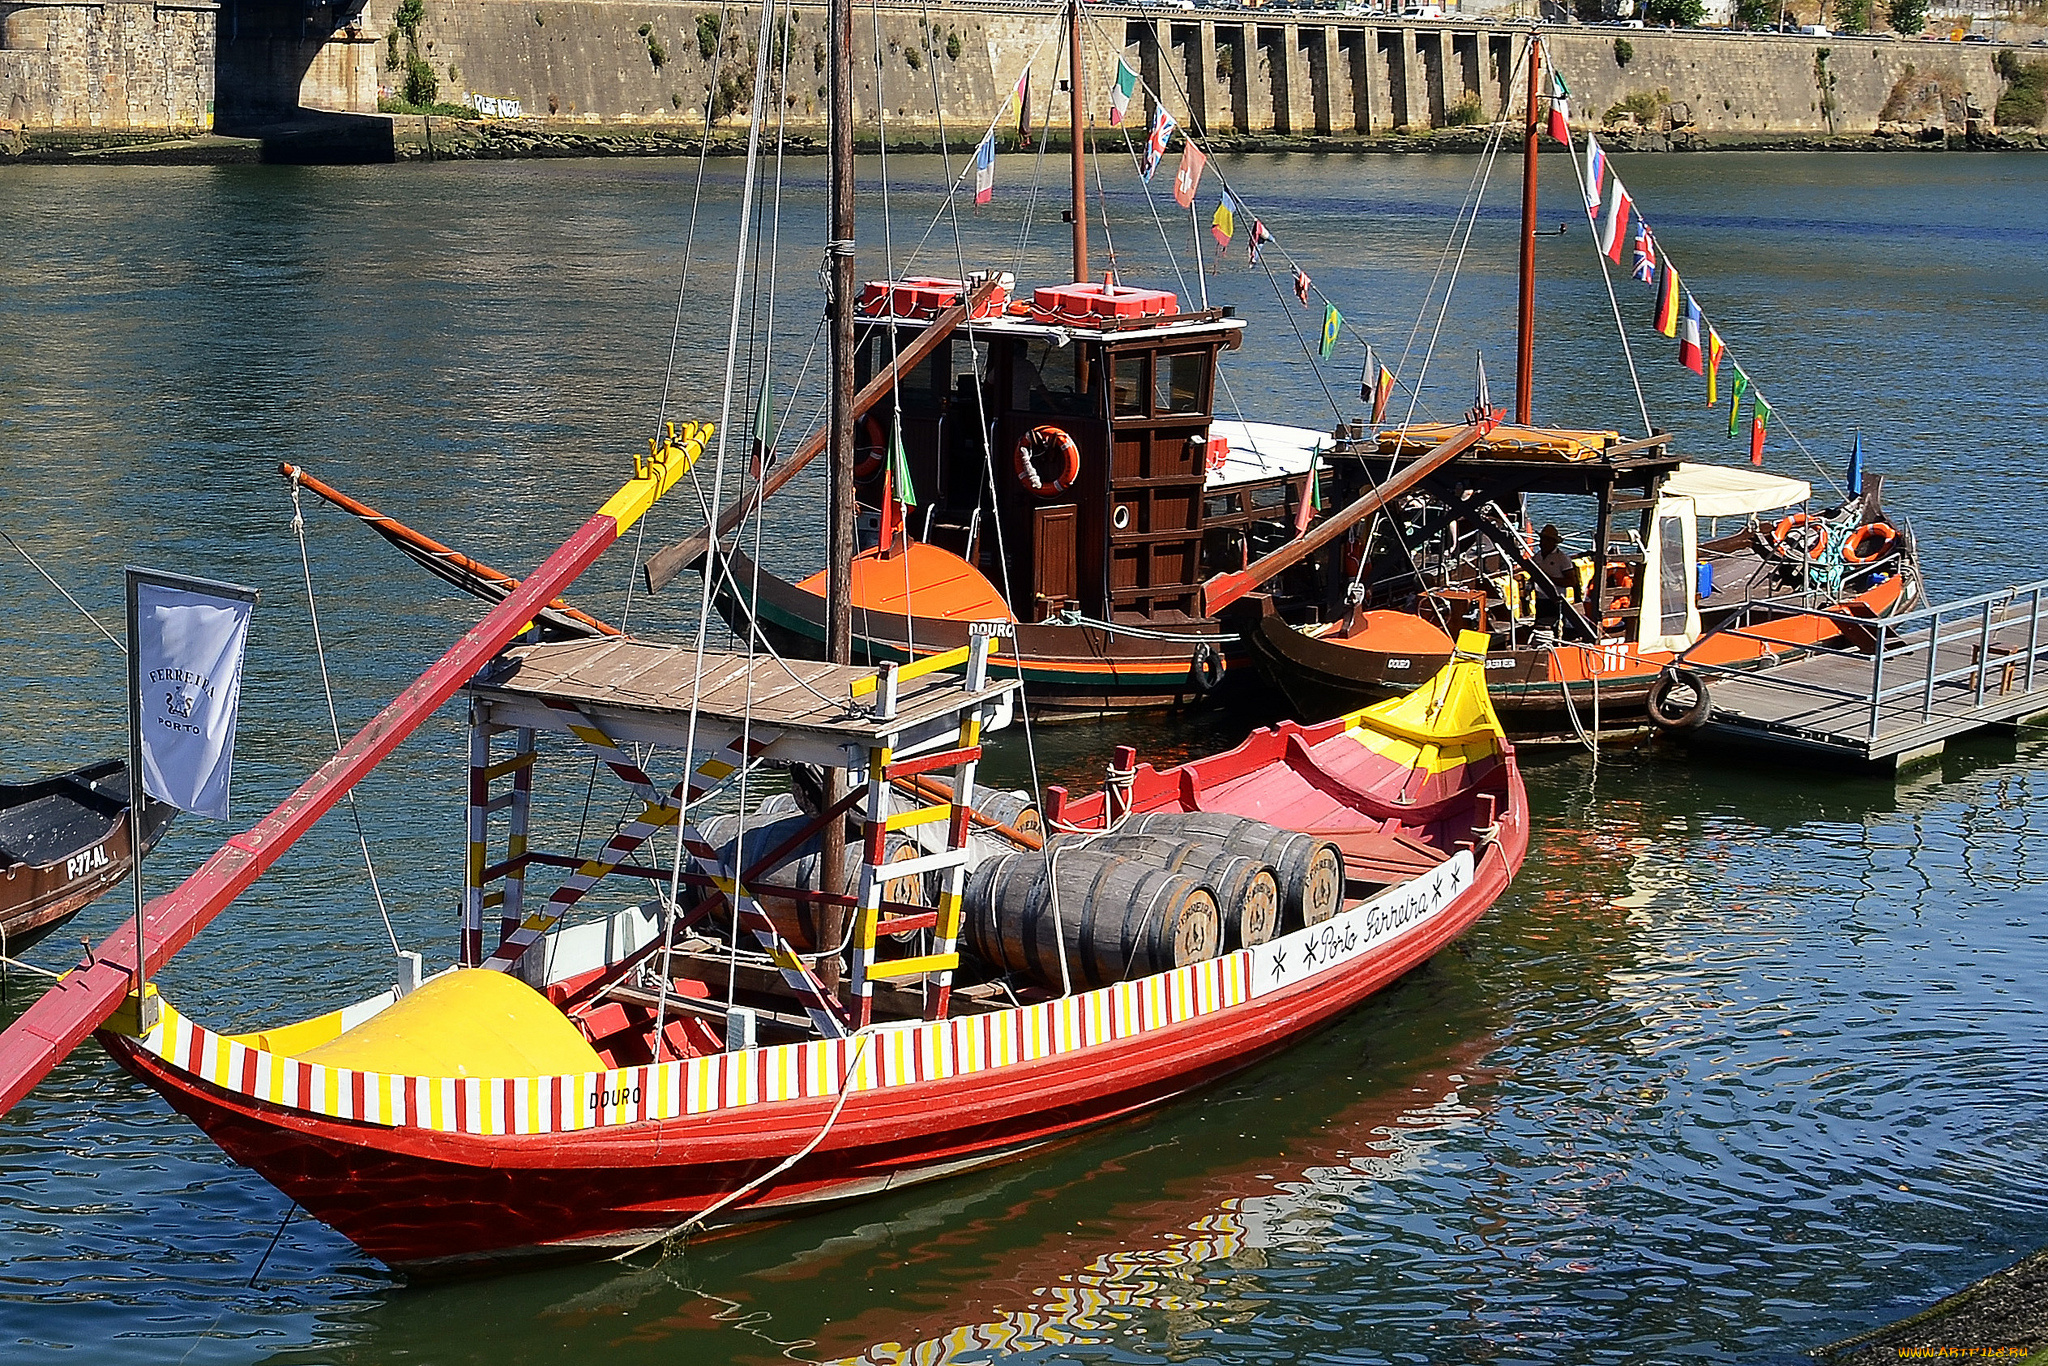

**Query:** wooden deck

left=1685, top=580, right=2048, bottom=768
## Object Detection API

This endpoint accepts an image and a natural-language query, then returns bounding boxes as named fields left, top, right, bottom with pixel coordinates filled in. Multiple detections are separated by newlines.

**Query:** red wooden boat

left=0, top=759, right=173, bottom=951
left=94, top=631, right=1523, bottom=1272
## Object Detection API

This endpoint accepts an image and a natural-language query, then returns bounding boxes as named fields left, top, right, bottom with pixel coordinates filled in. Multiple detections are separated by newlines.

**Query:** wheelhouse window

left=1155, top=350, right=1207, bottom=416
left=1011, top=338, right=1093, bottom=417
left=1111, top=353, right=1147, bottom=418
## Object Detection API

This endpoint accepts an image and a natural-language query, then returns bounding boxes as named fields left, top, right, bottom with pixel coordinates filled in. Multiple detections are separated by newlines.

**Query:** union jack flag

left=1141, top=106, right=1178, bottom=183
left=1631, top=221, right=1657, bottom=284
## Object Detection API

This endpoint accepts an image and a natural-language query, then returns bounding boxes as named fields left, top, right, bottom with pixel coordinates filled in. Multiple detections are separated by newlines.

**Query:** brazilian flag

left=1320, top=303, right=1342, bottom=361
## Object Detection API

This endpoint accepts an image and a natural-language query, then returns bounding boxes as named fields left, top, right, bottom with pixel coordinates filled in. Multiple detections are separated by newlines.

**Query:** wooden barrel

left=1079, top=833, right=1279, bottom=951
left=697, top=811, right=924, bottom=951
left=1124, top=812, right=1346, bottom=931
left=963, top=848, right=1219, bottom=991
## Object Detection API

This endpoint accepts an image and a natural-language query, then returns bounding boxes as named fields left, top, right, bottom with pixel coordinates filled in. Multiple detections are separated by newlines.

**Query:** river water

left=1, top=147, right=2045, bottom=1364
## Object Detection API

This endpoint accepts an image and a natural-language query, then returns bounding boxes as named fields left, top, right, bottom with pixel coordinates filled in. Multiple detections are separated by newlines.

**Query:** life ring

left=1645, top=665, right=1711, bottom=733
left=853, top=414, right=887, bottom=483
left=1769, top=513, right=1828, bottom=563
left=1188, top=642, right=1225, bottom=694
left=1843, top=521, right=1897, bottom=566
left=1014, top=425, right=1081, bottom=497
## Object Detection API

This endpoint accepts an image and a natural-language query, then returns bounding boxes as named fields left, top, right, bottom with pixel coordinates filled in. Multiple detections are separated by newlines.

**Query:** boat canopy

left=1666, top=463, right=1812, bottom=518
left=1207, top=419, right=1329, bottom=490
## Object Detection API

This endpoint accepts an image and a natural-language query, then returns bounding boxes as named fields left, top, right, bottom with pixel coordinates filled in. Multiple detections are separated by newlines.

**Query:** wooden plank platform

left=1688, top=580, right=2048, bottom=768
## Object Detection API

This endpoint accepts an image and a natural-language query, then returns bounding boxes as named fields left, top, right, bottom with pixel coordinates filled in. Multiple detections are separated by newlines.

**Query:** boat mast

left=1515, top=32, right=1541, bottom=426
left=1068, top=0, right=1089, bottom=282
left=820, top=0, right=856, bottom=995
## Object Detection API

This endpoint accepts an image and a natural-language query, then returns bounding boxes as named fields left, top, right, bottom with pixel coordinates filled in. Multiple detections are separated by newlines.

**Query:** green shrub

left=697, top=13, right=720, bottom=61
left=946, top=30, right=960, bottom=61
left=403, top=51, right=439, bottom=105
left=1444, top=92, right=1483, bottom=125
left=1644, top=0, right=1702, bottom=26
left=393, top=0, right=424, bottom=40
left=905, top=45, right=921, bottom=70
left=1605, top=86, right=1668, bottom=125
left=1614, top=36, right=1633, bottom=67
left=1217, top=45, right=1235, bottom=80
left=1735, top=0, right=1774, bottom=26
left=648, top=34, right=667, bottom=69
left=1995, top=54, right=2048, bottom=126
left=1887, top=0, right=1927, bottom=32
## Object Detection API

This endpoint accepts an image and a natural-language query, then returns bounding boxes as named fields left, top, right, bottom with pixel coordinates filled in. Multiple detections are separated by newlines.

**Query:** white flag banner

left=129, top=572, right=257, bottom=820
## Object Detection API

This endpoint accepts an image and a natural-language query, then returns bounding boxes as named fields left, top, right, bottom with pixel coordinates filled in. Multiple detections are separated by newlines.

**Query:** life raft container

left=1014, top=425, right=1081, bottom=497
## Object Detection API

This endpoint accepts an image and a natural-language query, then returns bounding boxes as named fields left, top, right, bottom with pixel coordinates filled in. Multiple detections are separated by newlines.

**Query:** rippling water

left=1, top=148, right=2045, bottom=1364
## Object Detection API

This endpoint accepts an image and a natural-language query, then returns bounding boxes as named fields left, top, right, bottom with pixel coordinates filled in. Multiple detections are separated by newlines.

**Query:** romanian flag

left=1547, top=71, right=1572, bottom=144
left=1705, top=327, right=1725, bottom=405
left=1141, top=105, right=1177, bottom=182
left=1750, top=397, right=1770, bottom=466
left=1599, top=177, right=1632, bottom=264
left=1211, top=193, right=1236, bottom=253
left=1320, top=303, right=1343, bottom=360
left=1729, top=371, right=1748, bottom=438
left=1678, top=293, right=1705, bottom=374
left=1108, top=56, right=1138, bottom=127
left=973, top=133, right=995, bottom=205
left=1653, top=262, right=1682, bottom=338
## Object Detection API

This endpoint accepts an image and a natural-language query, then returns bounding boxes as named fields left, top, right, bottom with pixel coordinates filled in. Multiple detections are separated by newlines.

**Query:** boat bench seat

left=1313, top=827, right=1446, bottom=886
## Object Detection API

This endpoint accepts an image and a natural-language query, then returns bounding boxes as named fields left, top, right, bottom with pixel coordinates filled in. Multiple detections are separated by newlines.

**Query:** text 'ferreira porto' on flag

left=1173, top=138, right=1207, bottom=209
left=1320, top=302, right=1343, bottom=360
left=127, top=569, right=258, bottom=821
left=974, top=132, right=995, bottom=205
left=1141, top=105, right=1177, bottom=182
left=1108, top=55, right=1138, bottom=127
left=1211, top=192, right=1236, bottom=253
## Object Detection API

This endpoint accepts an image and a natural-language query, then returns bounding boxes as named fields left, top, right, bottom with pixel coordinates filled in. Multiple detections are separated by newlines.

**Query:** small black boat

left=0, top=760, right=174, bottom=952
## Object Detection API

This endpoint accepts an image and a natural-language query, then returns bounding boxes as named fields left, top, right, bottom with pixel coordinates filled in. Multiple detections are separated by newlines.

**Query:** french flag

left=974, top=133, right=994, bottom=205
left=1678, top=293, right=1705, bottom=374
left=1598, top=176, right=1631, bottom=265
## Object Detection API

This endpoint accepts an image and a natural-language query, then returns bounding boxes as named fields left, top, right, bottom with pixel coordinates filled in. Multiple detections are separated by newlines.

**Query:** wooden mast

left=1069, top=0, right=1088, bottom=283
left=1516, top=33, right=1541, bottom=426
left=819, top=0, right=857, bottom=996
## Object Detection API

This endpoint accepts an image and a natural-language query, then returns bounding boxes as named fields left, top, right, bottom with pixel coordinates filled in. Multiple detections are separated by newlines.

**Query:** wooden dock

left=1679, top=580, right=2048, bottom=769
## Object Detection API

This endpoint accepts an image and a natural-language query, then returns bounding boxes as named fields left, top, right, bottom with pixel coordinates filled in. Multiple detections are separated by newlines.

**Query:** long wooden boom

left=641, top=276, right=1001, bottom=594
left=0, top=427, right=710, bottom=1118
left=1203, top=422, right=1485, bottom=617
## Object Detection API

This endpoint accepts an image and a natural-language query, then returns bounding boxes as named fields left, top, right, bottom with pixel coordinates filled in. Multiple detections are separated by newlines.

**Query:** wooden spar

left=1516, top=35, right=1540, bottom=427
left=820, top=0, right=857, bottom=996
left=640, top=277, right=999, bottom=595
left=0, top=429, right=711, bottom=1118
left=1202, top=422, right=1485, bottom=617
left=1068, top=0, right=1088, bottom=283
left=280, top=463, right=622, bottom=637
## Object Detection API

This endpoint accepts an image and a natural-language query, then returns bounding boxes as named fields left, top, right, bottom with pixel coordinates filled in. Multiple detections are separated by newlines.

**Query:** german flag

left=1653, top=262, right=1682, bottom=338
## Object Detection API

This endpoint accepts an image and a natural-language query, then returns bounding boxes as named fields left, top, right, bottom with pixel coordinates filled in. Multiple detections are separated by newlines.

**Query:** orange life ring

left=853, top=414, right=887, bottom=482
left=1843, top=521, right=1897, bottom=566
left=1014, top=425, right=1081, bottom=497
left=1771, top=513, right=1827, bottom=562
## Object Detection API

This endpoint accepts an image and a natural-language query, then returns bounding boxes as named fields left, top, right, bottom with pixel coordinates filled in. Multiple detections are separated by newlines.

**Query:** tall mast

left=821, top=0, right=856, bottom=994
left=1515, top=33, right=1541, bottom=426
left=1068, top=0, right=1088, bottom=282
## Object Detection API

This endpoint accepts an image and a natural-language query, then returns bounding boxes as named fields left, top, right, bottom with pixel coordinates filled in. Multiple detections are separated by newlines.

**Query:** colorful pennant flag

left=1211, top=192, right=1236, bottom=253
left=1678, top=293, right=1705, bottom=374
left=889, top=423, right=918, bottom=507
left=1750, top=396, right=1771, bottom=466
left=1547, top=71, right=1572, bottom=144
left=1653, top=262, right=1682, bottom=338
left=1360, top=346, right=1377, bottom=402
left=1141, top=105, right=1177, bottom=182
left=1248, top=218, right=1273, bottom=266
left=1294, top=268, right=1312, bottom=305
left=1705, top=327, right=1725, bottom=405
left=1016, top=68, right=1033, bottom=149
left=1173, top=139, right=1207, bottom=209
left=1584, top=135, right=1607, bottom=210
left=1729, top=371, right=1748, bottom=438
left=973, top=132, right=995, bottom=205
left=1631, top=221, right=1657, bottom=284
left=1320, top=302, right=1342, bottom=359
left=1293, top=450, right=1321, bottom=536
left=1372, top=359, right=1394, bottom=425
left=1108, top=56, right=1138, bottom=127
left=1474, top=352, right=1492, bottom=414
left=1599, top=177, right=1632, bottom=264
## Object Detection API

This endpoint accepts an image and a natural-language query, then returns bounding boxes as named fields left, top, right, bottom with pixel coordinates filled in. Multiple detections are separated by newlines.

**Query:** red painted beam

left=0, top=516, right=628, bottom=1118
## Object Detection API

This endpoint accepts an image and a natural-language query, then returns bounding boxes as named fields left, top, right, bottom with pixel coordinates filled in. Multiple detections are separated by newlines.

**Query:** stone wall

left=0, top=0, right=216, bottom=129
left=352, top=2, right=1999, bottom=138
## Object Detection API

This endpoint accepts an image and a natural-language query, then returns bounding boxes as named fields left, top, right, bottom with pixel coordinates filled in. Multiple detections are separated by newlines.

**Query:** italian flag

left=1109, top=57, right=1138, bottom=127
left=1547, top=71, right=1571, bottom=144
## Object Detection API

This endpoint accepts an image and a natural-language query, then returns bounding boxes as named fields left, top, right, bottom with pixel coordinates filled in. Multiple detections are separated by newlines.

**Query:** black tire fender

left=1188, top=643, right=1225, bottom=695
left=1646, top=665, right=1711, bottom=733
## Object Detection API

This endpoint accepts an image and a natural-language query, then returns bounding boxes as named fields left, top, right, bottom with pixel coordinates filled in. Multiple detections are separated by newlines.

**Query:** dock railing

left=1679, top=578, right=2048, bottom=747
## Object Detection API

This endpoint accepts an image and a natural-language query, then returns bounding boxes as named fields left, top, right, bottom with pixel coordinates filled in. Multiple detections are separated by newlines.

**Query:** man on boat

left=1533, top=524, right=1578, bottom=625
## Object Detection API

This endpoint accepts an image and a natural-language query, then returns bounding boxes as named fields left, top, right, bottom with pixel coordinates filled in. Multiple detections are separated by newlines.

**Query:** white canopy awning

left=1206, top=419, right=1328, bottom=490
left=1665, top=462, right=1812, bottom=519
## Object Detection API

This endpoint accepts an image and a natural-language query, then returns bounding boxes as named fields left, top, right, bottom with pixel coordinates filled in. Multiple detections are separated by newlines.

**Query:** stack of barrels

left=962, top=814, right=1347, bottom=991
